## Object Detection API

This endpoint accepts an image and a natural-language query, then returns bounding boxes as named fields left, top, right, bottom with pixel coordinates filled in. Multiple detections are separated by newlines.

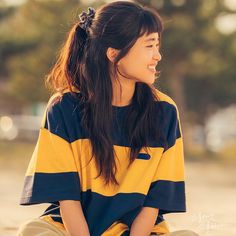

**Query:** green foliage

left=0, top=0, right=236, bottom=123
left=0, top=0, right=87, bottom=103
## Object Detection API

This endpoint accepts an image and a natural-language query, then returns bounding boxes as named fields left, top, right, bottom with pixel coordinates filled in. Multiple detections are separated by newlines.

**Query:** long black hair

left=45, top=1, right=167, bottom=187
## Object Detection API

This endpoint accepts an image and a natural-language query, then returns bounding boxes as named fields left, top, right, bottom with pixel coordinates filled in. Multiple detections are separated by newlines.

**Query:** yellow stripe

left=102, top=221, right=129, bottom=236
left=26, top=131, right=166, bottom=196
left=27, top=131, right=183, bottom=195
left=40, top=215, right=66, bottom=231
left=71, top=139, right=164, bottom=196
left=153, top=137, right=185, bottom=182
left=102, top=219, right=170, bottom=235
left=26, top=128, right=78, bottom=176
left=151, top=220, right=170, bottom=234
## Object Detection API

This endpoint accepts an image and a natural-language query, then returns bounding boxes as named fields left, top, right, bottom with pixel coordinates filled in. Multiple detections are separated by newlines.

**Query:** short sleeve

left=143, top=102, right=186, bottom=214
left=19, top=94, right=81, bottom=205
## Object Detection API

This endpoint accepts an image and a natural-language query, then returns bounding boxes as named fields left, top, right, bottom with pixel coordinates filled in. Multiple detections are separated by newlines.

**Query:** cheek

left=119, top=52, right=150, bottom=74
left=118, top=56, right=136, bottom=75
left=134, top=49, right=153, bottom=70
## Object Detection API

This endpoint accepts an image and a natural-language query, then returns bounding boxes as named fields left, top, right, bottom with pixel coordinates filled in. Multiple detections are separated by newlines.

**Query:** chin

left=134, top=74, right=155, bottom=84
left=142, top=76, right=155, bottom=85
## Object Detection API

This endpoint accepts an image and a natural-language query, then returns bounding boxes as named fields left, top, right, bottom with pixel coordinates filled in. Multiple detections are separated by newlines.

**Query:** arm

left=130, top=207, right=159, bottom=236
left=60, top=200, right=90, bottom=236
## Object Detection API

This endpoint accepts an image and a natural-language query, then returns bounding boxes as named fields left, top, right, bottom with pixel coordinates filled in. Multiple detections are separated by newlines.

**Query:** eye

left=146, top=44, right=160, bottom=48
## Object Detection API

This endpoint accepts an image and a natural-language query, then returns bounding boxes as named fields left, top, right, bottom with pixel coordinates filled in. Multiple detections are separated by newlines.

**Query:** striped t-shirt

left=20, top=88, right=186, bottom=236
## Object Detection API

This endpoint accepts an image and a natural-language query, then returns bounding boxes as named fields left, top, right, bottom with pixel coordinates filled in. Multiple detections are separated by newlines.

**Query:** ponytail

left=45, top=23, right=87, bottom=94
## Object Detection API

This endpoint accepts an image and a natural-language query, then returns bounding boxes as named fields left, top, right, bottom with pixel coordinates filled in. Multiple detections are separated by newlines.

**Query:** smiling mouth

left=147, top=65, right=156, bottom=73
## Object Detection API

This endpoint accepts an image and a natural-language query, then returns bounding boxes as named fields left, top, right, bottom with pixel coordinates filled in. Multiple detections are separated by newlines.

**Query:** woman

left=17, top=1, right=199, bottom=236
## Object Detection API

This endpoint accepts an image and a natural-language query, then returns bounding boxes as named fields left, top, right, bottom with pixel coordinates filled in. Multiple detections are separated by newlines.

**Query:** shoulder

left=153, top=89, right=183, bottom=140
left=47, top=87, right=81, bottom=111
left=41, top=88, right=82, bottom=128
left=153, top=88, right=178, bottom=109
left=154, top=88, right=180, bottom=114
left=153, top=89, right=182, bottom=136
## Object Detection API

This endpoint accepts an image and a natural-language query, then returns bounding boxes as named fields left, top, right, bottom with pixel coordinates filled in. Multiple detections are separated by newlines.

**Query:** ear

left=106, top=47, right=119, bottom=63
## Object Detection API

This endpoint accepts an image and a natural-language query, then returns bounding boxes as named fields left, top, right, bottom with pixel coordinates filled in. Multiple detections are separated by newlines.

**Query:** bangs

left=138, top=9, right=163, bottom=38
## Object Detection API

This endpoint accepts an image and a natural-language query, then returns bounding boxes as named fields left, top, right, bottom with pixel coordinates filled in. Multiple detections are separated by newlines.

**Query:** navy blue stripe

left=121, top=231, right=130, bottom=236
left=119, top=206, right=165, bottom=228
left=19, top=172, right=81, bottom=205
left=162, top=102, right=181, bottom=152
left=81, top=190, right=145, bottom=235
left=37, top=185, right=184, bottom=235
left=40, top=201, right=165, bottom=234
left=43, top=92, right=181, bottom=149
left=137, top=153, right=151, bottom=160
left=39, top=191, right=145, bottom=236
left=40, top=202, right=63, bottom=224
left=143, top=180, right=186, bottom=214
left=156, top=213, right=165, bottom=224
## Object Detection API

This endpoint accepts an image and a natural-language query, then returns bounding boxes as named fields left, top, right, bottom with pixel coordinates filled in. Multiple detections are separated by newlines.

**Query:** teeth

left=148, top=65, right=156, bottom=70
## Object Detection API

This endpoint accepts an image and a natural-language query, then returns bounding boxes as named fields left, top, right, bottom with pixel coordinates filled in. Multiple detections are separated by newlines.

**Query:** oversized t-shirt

left=19, top=87, right=186, bottom=236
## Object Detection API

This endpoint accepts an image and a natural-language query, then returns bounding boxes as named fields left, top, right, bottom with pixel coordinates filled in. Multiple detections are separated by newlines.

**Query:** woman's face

left=116, top=32, right=161, bottom=85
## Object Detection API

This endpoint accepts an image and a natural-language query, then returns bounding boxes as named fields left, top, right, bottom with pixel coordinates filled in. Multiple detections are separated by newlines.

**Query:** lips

left=147, top=64, right=157, bottom=73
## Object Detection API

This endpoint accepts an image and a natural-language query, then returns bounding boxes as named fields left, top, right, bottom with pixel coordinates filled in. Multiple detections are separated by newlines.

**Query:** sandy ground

left=0, top=160, right=236, bottom=236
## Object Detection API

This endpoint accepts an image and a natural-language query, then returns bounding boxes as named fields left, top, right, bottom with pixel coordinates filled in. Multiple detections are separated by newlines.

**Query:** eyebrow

left=144, top=38, right=160, bottom=43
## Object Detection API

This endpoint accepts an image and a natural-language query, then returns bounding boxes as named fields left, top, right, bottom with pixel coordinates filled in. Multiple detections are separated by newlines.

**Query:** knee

left=16, top=219, right=35, bottom=236
left=176, top=230, right=199, bottom=236
left=185, top=230, right=199, bottom=236
left=16, top=218, right=52, bottom=236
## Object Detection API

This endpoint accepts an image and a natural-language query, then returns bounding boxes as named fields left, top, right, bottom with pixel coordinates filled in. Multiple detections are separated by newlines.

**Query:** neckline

left=65, top=90, right=132, bottom=109
left=112, top=103, right=133, bottom=109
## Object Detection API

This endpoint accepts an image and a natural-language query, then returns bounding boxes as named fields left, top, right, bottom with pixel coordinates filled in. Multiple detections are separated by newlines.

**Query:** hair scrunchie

left=79, top=7, right=96, bottom=33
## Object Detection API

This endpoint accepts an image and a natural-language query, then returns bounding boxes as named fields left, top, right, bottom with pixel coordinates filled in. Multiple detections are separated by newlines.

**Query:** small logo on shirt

left=137, top=153, right=151, bottom=160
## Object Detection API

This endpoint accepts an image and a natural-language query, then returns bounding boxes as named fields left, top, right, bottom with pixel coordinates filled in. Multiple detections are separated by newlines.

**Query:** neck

left=111, top=69, right=136, bottom=107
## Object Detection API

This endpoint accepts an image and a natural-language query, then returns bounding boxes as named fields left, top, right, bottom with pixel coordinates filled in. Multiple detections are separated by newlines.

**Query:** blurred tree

left=137, top=0, right=236, bottom=120
left=0, top=0, right=236, bottom=124
left=0, top=3, right=16, bottom=19
left=0, top=0, right=91, bottom=104
left=0, top=4, right=18, bottom=76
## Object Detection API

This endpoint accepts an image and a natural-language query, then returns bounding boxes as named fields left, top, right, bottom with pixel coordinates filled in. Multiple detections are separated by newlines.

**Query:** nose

left=154, top=50, right=162, bottom=62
